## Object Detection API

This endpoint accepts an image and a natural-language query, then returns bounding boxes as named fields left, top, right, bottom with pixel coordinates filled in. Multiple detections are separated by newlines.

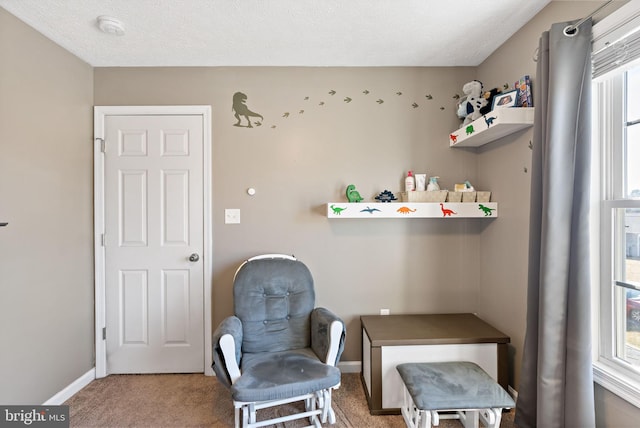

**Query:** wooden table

left=360, top=313, right=510, bottom=415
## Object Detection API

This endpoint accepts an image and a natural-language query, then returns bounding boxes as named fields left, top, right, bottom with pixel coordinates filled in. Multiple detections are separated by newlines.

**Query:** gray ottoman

left=396, top=362, right=515, bottom=428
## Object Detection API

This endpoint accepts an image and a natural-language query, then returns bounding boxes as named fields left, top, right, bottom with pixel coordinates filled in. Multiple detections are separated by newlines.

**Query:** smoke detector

left=96, top=16, right=125, bottom=36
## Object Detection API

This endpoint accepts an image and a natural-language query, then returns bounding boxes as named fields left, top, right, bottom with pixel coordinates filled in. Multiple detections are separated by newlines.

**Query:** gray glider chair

left=212, top=254, right=346, bottom=428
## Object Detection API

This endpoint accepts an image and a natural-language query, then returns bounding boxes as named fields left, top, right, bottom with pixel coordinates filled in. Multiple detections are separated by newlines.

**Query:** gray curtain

left=514, top=20, right=595, bottom=428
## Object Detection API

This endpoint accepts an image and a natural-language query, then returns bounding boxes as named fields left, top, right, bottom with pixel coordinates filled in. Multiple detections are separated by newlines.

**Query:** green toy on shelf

left=346, top=184, right=363, bottom=202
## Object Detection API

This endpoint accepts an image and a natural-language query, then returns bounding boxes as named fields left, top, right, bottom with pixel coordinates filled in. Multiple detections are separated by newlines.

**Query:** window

left=592, top=0, right=640, bottom=404
left=612, top=67, right=640, bottom=364
left=594, top=62, right=640, bottom=406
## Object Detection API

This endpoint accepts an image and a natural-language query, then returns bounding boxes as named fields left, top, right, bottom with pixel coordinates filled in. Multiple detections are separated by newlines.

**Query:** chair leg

left=241, top=405, right=248, bottom=428
left=232, top=388, right=342, bottom=428
left=428, top=411, right=438, bottom=428
left=322, top=388, right=336, bottom=424
left=248, top=403, right=257, bottom=426
left=306, top=394, right=316, bottom=424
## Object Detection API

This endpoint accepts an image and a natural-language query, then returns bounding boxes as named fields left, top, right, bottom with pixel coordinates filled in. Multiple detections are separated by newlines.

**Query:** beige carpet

left=65, top=372, right=516, bottom=427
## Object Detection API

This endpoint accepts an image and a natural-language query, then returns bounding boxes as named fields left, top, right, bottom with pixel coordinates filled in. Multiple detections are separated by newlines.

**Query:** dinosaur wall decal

left=230, top=86, right=453, bottom=131
left=232, top=92, right=264, bottom=128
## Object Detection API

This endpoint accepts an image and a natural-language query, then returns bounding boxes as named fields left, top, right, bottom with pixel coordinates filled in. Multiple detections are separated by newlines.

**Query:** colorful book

left=514, top=75, right=533, bottom=107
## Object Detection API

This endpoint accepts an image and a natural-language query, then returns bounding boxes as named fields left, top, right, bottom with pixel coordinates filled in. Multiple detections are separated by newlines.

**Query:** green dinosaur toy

left=346, top=184, right=363, bottom=203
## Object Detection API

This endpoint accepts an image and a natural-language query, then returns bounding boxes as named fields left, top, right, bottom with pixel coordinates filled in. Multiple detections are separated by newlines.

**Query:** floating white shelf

left=449, top=107, right=534, bottom=148
left=326, top=202, right=498, bottom=219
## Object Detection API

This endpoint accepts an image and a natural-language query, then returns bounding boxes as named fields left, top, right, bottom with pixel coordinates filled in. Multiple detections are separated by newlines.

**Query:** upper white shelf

left=449, top=107, right=534, bottom=148
left=327, top=202, right=498, bottom=219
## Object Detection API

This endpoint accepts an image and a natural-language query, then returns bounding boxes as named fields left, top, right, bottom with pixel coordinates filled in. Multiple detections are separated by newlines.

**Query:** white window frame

left=591, top=0, right=640, bottom=407
left=593, top=63, right=640, bottom=408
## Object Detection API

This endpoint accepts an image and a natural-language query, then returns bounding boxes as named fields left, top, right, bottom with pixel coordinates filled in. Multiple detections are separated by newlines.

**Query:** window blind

left=593, top=27, right=640, bottom=77
left=592, top=1, right=640, bottom=78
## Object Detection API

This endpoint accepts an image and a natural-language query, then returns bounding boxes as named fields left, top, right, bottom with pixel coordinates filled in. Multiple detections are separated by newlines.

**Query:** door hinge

left=101, top=233, right=105, bottom=247
left=102, top=327, right=106, bottom=340
left=96, top=137, right=105, bottom=153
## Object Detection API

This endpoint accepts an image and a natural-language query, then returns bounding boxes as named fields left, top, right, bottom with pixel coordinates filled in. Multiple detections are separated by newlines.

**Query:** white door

left=103, top=114, right=204, bottom=373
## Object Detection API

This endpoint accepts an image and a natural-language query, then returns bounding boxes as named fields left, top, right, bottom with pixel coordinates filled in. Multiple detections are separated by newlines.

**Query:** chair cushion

left=231, top=349, right=341, bottom=402
left=234, top=258, right=315, bottom=353
left=396, top=361, right=515, bottom=411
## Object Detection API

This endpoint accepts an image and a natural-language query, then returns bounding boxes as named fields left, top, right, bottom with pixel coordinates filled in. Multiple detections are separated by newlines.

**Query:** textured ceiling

left=0, top=0, right=554, bottom=67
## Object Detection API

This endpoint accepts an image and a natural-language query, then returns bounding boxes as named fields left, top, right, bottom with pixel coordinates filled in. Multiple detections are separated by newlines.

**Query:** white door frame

left=93, top=105, right=213, bottom=378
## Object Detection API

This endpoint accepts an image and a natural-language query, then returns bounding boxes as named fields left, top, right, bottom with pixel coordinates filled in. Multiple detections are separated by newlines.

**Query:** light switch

left=225, top=209, right=241, bottom=224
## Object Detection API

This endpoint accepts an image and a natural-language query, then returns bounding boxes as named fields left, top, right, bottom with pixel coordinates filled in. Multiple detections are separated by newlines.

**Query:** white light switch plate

left=225, top=209, right=240, bottom=224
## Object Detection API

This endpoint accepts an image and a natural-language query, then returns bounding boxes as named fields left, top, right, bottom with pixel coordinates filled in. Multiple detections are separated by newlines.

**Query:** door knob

left=189, top=253, right=200, bottom=262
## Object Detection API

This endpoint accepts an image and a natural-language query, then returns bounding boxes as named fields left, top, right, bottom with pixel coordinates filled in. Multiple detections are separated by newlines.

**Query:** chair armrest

left=212, top=316, right=243, bottom=388
left=311, top=307, right=346, bottom=366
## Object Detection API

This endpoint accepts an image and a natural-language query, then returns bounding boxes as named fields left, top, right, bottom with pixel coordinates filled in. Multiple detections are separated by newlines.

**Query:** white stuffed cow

left=457, top=80, right=487, bottom=125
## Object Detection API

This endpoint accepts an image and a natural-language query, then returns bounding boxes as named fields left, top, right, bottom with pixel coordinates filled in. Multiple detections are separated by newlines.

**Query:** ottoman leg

left=401, top=383, right=430, bottom=428
left=479, top=408, right=503, bottom=428
left=457, top=410, right=479, bottom=428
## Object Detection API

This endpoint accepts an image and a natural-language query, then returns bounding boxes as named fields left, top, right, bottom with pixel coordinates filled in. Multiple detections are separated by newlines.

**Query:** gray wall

left=0, top=8, right=94, bottom=404
left=93, top=66, right=480, bottom=362
left=2, top=2, right=639, bottom=426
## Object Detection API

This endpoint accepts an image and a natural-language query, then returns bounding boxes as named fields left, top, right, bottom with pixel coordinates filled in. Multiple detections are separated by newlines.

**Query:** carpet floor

left=65, top=372, right=516, bottom=427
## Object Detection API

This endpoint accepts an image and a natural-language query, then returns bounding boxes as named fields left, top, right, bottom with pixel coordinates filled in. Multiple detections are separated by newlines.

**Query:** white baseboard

left=44, top=368, right=95, bottom=405
left=338, top=361, right=361, bottom=373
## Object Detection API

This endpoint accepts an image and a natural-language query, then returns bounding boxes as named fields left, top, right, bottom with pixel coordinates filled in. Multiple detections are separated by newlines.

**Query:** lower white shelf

left=326, top=202, right=497, bottom=218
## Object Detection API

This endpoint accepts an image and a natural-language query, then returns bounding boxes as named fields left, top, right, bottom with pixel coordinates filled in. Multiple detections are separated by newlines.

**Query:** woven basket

left=400, top=190, right=448, bottom=202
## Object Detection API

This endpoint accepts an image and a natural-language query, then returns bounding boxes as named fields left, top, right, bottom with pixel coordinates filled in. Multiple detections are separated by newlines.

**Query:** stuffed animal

left=479, top=88, right=501, bottom=115
left=457, top=80, right=487, bottom=125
